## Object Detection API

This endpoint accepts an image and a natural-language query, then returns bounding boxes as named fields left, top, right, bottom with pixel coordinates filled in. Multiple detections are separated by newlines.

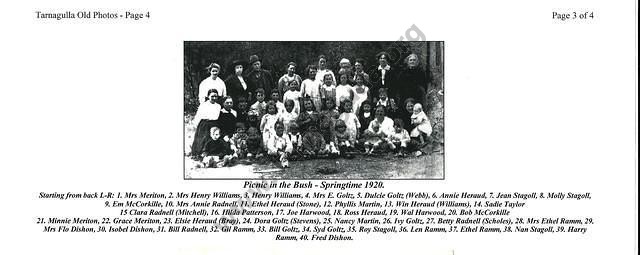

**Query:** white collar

left=221, top=108, right=237, bottom=115
left=378, top=65, right=390, bottom=71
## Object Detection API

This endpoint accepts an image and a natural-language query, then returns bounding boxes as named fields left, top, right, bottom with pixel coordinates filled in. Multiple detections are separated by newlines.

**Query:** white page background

left=0, top=0, right=636, bottom=254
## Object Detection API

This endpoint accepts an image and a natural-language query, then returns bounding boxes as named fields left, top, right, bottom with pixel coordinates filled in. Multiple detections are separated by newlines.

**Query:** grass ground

left=184, top=152, right=443, bottom=179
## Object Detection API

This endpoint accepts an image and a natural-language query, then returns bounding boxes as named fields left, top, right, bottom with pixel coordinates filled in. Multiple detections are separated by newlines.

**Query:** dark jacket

left=202, top=138, right=232, bottom=157
left=225, top=75, right=253, bottom=103
left=358, top=110, right=375, bottom=134
left=246, top=69, right=274, bottom=100
left=395, top=67, right=430, bottom=104
left=217, top=110, right=237, bottom=138
left=369, top=66, right=397, bottom=101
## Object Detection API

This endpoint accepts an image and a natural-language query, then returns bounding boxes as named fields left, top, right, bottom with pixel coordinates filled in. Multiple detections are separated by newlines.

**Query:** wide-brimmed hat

left=229, top=59, right=248, bottom=73
left=375, top=51, right=391, bottom=62
left=249, top=55, right=261, bottom=65
left=231, top=59, right=248, bottom=68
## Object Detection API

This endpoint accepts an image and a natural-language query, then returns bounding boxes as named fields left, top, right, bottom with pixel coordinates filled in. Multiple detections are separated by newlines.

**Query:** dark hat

left=229, top=59, right=248, bottom=73
left=375, top=51, right=391, bottom=61
left=249, top=55, right=261, bottom=65
left=231, top=59, right=248, bottom=68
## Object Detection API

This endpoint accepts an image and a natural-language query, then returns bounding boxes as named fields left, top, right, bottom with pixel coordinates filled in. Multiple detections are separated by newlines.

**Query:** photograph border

left=182, top=41, right=445, bottom=181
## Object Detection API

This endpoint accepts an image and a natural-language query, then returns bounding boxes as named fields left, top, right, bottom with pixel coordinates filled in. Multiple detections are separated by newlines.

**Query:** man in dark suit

left=245, top=55, right=274, bottom=104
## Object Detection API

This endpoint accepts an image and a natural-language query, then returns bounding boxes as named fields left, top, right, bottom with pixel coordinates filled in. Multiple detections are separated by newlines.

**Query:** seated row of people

left=194, top=92, right=434, bottom=168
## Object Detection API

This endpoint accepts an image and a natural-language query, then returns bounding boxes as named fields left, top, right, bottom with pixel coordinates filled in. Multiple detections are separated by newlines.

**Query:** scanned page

left=0, top=1, right=636, bottom=254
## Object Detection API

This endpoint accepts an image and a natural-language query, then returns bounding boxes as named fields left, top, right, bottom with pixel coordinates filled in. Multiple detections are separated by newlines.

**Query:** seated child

left=375, top=88, right=397, bottom=118
left=387, top=118, right=411, bottom=157
left=230, top=122, right=249, bottom=159
left=399, top=98, right=416, bottom=133
left=246, top=126, right=264, bottom=158
left=250, top=88, right=267, bottom=120
left=334, top=119, right=355, bottom=155
left=320, top=97, right=340, bottom=120
left=266, top=121, right=293, bottom=168
left=410, top=103, right=433, bottom=144
left=297, top=97, right=320, bottom=133
left=280, top=99, right=298, bottom=133
left=362, top=121, right=385, bottom=155
left=357, top=100, right=375, bottom=134
left=235, top=96, right=249, bottom=126
left=246, top=110, right=260, bottom=130
left=287, top=123, right=303, bottom=157
left=201, top=127, right=234, bottom=167
left=301, top=123, right=327, bottom=157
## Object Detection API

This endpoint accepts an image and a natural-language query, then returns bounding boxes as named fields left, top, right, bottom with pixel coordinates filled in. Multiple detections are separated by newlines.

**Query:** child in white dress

left=283, top=80, right=302, bottom=114
left=279, top=100, right=298, bottom=133
left=352, top=73, right=369, bottom=115
left=410, top=103, right=432, bottom=144
left=260, top=102, right=280, bottom=150
left=338, top=99, right=360, bottom=145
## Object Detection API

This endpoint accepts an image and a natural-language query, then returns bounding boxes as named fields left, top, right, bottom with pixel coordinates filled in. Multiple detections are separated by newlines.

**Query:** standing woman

left=277, top=62, right=302, bottom=97
left=225, top=60, right=252, bottom=103
left=395, top=53, right=430, bottom=107
left=198, top=63, right=227, bottom=104
left=315, top=55, right=336, bottom=86
left=370, top=52, right=396, bottom=102
left=301, top=65, right=322, bottom=114
left=191, top=89, right=222, bottom=157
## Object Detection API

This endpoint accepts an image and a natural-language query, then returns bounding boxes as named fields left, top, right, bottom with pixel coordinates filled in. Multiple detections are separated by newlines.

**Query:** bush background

left=184, top=41, right=444, bottom=114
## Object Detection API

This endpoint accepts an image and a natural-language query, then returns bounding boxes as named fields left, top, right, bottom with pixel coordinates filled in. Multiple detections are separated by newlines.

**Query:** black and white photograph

left=183, top=41, right=444, bottom=179
left=4, top=1, right=638, bottom=254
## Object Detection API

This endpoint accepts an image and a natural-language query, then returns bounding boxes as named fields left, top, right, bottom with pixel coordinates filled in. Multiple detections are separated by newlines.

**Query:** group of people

left=189, top=52, right=444, bottom=168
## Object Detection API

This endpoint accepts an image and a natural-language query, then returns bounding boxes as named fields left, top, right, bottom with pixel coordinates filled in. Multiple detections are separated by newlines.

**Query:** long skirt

left=191, top=119, right=218, bottom=156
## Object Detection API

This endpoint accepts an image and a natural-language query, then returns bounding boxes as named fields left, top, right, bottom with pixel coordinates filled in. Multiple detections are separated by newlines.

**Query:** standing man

left=245, top=55, right=274, bottom=103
